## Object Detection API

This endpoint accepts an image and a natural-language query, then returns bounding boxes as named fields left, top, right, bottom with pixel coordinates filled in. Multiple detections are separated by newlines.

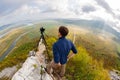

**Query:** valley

left=0, top=20, right=120, bottom=80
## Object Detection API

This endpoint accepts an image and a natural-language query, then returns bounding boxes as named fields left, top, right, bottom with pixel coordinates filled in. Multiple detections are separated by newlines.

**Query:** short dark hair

left=59, top=26, right=69, bottom=37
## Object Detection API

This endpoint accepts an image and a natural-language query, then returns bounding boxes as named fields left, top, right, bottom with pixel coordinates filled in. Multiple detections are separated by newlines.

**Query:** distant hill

left=0, top=24, right=13, bottom=31
left=54, top=19, right=120, bottom=41
left=0, top=20, right=33, bottom=32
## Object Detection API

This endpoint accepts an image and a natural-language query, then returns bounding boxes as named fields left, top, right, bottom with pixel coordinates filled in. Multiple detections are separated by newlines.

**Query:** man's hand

left=57, top=63, right=61, bottom=66
left=67, top=53, right=75, bottom=61
left=52, top=62, right=61, bottom=70
left=54, top=62, right=61, bottom=67
left=67, top=58, right=70, bottom=61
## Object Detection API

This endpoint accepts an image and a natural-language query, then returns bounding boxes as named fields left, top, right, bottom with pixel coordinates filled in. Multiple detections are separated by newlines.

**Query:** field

left=0, top=26, right=33, bottom=56
left=0, top=21, right=120, bottom=80
left=0, top=22, right=59, bottom=71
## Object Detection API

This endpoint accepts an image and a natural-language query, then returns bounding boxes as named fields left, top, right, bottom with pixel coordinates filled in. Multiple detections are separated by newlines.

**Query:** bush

left=66, top=47, right=110, bottom=80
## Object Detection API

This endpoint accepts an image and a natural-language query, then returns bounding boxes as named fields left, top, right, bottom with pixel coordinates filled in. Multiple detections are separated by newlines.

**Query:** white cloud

left=0, top=0, right=120, bottom=32
left=105, top=0, right=120, bottom=10
left=11, top=5, right=40, bottom=17
left=0, top=5, right=41, bottom=25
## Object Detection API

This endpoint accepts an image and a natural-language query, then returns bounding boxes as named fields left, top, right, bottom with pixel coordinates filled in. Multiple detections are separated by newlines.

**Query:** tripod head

left=40, top=27, right=45, bottom=34
left=39, top=27, right=46, bottom=44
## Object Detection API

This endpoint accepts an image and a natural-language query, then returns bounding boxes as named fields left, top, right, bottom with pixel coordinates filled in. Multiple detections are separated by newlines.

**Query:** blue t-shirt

left=53, top=37, right=77, bottom=64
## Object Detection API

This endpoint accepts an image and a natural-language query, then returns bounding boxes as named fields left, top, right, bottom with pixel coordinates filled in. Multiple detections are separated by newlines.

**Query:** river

left=0, top=32, right=29, bottom=61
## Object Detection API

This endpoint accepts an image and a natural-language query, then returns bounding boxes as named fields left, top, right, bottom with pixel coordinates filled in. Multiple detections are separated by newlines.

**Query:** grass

left=46, top=36, right=110, bottom=80
left=0, top=26, right=33, bottom=56
left=0, top=23, right=56, bottom=71
left=0, top=25, right=39, bottom=71
left=0, top=38, right=38, bottom=71
left=40, top=25, right=120, bottom=71
left=0, top=76, right=10, bottom=80
left=0, top=22, right=120, bottom=79
left=74, top=33, right=120, bottom=70
left=66, top=47, right=110, bottom=80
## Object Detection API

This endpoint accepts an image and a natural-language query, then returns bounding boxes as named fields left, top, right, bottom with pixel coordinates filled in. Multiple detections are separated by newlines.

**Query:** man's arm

left=67, top=52, right=75, bottom=61
left=67, top=42, right=77, bottom=60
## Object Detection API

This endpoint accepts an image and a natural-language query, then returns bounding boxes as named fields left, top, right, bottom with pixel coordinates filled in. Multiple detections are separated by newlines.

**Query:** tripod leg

left=37, top=36, right=41, bottom=47
left=42, top=35, right=47, bottom=46
left=39, top=34, right=50, bottom=62
left=42, top=36, right=51, bottom=61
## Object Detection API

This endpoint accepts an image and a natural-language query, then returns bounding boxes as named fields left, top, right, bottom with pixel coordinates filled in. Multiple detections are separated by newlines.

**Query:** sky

left=0, top=0, right=120, bottom=32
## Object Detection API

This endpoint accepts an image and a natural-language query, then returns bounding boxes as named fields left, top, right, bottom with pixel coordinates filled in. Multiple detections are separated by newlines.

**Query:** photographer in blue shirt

left=46, top=26, right=77, bottom=79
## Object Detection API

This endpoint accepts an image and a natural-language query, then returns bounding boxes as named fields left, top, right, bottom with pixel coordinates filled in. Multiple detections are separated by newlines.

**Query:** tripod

left=38, top=29, right=50, bottom=63
left=39, top=32, right=47, bottom=46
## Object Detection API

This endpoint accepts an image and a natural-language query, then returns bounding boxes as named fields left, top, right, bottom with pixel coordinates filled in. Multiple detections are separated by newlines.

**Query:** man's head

left=58, top=26, right=69, bottom=37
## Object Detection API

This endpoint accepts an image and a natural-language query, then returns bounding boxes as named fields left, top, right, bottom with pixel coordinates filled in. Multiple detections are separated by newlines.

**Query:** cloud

left=0, top=0, right=30, bottom=16
left=0, top=0, right=120, bottom=32
left=82, top=5, right=96, bottom=13
left=0, top=0, right=30, bottom=4
left=41, top=8, right=56, bottom=13
left=0, top=5, right=41, bottom=25
left=95, top=0, right=114, bottom=15
left=0, top=0, right=111, bottom=21
left=94, top=0, right=120, bottom=32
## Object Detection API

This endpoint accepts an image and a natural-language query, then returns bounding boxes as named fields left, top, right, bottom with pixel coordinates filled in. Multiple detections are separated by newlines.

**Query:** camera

left=40, top=27, right=45, bottom=33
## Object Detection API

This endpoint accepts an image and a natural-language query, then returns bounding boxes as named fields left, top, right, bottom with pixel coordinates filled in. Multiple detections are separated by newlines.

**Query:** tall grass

left=0, top=38, right=38, bottom=71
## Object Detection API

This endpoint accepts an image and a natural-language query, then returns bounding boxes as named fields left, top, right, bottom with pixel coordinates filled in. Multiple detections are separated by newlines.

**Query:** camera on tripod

left=39, top=27, right=50, bottom=61
left=40, top=27, right=45, bottom=34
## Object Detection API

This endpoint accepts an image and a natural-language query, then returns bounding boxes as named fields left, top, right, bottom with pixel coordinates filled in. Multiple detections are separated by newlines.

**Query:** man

left=47, top=26, right=77, bottom=79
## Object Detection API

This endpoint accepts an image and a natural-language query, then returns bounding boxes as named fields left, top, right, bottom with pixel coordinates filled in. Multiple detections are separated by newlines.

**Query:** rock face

left=110, top=71, right=120, bottom=80
left=12, top=42, right=53, bottom=80
left=0, top=66, right=17, bottom=79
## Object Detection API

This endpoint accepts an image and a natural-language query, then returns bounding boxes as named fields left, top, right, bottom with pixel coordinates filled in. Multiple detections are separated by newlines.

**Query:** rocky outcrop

left=0, top=66, right=17, bottom=79
left=12, top=42, right=53, bottom=80
left=110, top=70, right=120, bottom=80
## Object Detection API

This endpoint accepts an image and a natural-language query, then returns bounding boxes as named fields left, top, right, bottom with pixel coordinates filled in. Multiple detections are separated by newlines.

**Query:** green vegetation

left=46, top=37, right=57, bottom=61
left=0, top=23, right=57, bottom=71
left=75, top=33, right=120, bottom=70
left=45, top=36, right=110, bottom=80
left=0, top=26, right=33, bottom=56
left=46, top=36, right=110, bottom=80
left=66, top=47, right=110, bottom=80
left=0, top=38, right=38, bottom=71
left=1, top=22, right=120, bottom=80
left=0, top=76, right=10, bottom=80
